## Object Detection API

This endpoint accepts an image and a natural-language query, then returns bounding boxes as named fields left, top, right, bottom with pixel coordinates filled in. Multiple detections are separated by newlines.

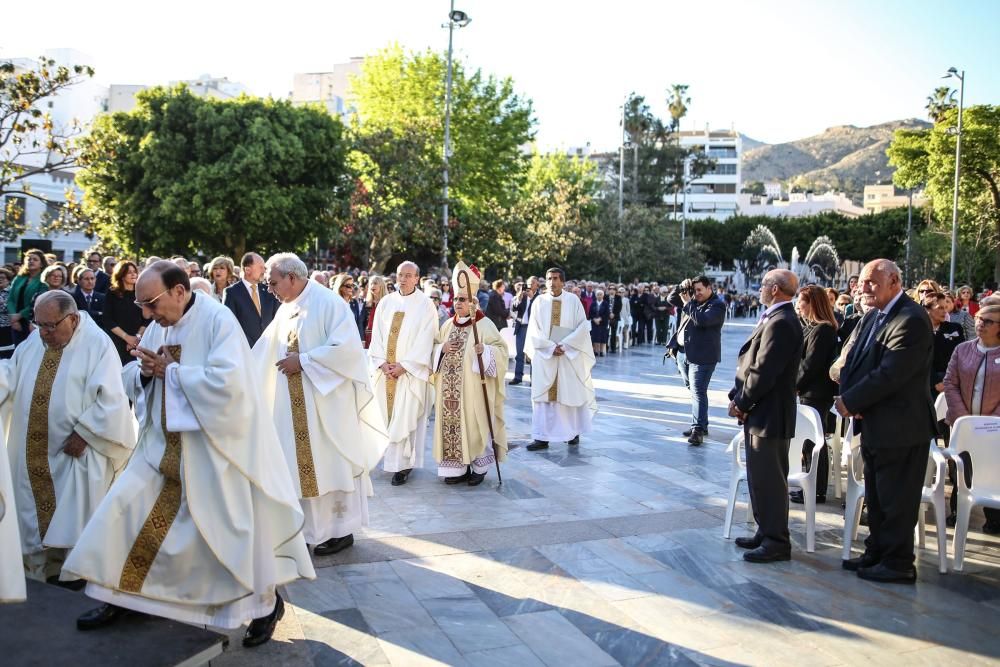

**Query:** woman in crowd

left=619, top=286, right=633, bottom=350
left=924, top=291, right=965, bottom=399
left=0, top=268, right=13, bottom=358
left=914, top=278, right=943, bottom=302
left=947, top=290, right=976, bottom=341
left=103, top=260, right=150, bottom=365
left=956, top=284, right=979, bottom=316
left=8, top=248, right=48, bottom=345
left=439, top=280, right=453, bottom=311
left=363, top=275, right=387, bottom=349
left=41, top=263, right=68, bottom=291
left=589, top=289, right=610, bottom=357
left=792, top=285, right=839, bottom=505
left=943, top=303, right=1000, bottom=533
left=208, top=255, right=237, bottom=302
left=429, top=288, right=450, bottom=326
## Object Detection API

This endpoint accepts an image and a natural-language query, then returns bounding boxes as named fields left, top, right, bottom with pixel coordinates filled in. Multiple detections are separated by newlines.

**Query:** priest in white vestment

left=0, top=291, right=135, bottom=588
left=431, top=262, right=508, bottom=486
left=254, top=254, right=387, bottom=556
left=63, top=261, right=314, bottom=648
left=369, top=261, right=438, bottom=486
left=1, top=434, right=26, bottom=603
left=525, top=267, right=598, bottom=450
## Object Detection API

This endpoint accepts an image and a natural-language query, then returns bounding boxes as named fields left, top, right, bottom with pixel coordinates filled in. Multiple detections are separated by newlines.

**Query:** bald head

left=760, top=269, right=798, bottom=306
left=136, top=260, right=193, bottom=327
left=859, top=258, right=902, bottom=310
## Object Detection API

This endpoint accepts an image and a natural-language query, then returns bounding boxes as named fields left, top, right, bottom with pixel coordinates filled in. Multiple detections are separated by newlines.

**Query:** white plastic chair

left=917, top=440, right=950, bottom=574
left=788, top=405, right=826, bottom=552
left=841, top=419, right=866, bottom=560
left=722, top=431, right=752, bottom=538
left=946, top=416, right=1000, bottom=571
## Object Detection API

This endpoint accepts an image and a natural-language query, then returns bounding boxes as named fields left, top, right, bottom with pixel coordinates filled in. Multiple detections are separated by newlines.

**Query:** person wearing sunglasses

left=67, top=261, right=315, bottom=647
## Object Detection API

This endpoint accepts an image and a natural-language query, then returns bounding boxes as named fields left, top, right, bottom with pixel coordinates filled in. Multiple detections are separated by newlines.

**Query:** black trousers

left=745, top=431, right=791, bottom=552
left=860, top=443, right=927, bottom=570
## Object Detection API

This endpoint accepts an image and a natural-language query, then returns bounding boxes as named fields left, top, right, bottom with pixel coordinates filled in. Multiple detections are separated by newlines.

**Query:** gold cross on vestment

left=333, top=500, right=347, bottom=518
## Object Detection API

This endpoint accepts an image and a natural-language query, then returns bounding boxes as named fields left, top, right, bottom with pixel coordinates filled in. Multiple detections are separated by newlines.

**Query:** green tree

left=343, top=44, right=534, bottom=270
left=925, top=86, right=956, bottom=123
left=78, top=86, right=348, bottom=258
left=888, top=104, right=1000, bottom=281
left=1, top=56, right=94, bottom=239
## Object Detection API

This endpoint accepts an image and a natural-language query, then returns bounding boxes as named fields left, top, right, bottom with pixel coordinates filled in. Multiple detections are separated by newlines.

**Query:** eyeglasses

left=134, top=288, right=171, bottom=310
left=976, top=318, right=1000, bottom=326
left=340, top=283, right=354, bottom=290
left=32, top=313, right=74, bottom=332
left=917, top=288, right=933, bottom=294
left=431, top=297, right=441, bottom=302
left=455, top=297, right=470, bottom=303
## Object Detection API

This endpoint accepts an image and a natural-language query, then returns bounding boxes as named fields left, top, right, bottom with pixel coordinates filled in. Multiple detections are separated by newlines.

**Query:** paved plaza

left=214, top=318, right=1000, bottom=667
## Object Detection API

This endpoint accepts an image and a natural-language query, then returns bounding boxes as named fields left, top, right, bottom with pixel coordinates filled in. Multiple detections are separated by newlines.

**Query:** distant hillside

left=741, top=119, right=931, bottom=200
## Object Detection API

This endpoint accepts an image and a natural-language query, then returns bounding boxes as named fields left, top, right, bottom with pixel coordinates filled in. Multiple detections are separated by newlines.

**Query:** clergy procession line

left=0, top=253, right=598, bottom=650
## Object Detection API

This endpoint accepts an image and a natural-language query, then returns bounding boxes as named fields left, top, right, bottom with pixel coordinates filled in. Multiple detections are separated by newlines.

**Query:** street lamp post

left=441, top=2, right=471, bottom=271
left=945, top=67, right=965, bottom=291
left=905, top=188, right=913, bottom=286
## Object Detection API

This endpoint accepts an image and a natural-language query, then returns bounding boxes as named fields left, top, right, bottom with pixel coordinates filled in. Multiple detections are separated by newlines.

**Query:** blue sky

left=4, top=0, right=997, bottom=150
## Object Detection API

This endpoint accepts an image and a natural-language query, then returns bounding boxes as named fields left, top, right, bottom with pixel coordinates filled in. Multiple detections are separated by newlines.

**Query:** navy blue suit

left=223, top=281, right=278, bottom=348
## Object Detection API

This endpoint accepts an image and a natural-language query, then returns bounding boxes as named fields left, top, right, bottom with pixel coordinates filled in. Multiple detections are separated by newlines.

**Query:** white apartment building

left=670, top=128, right=742, bottom=221
left=737, top=191, right=866, bottom=218
left=291, top=58, right=364, bottom=119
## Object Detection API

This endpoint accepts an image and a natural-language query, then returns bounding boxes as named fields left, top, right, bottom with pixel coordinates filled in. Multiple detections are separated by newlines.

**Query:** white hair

left=190, top=277, right=212, bottom=294
left=266, top=253, right=309, bottom=280
left=396, top=260, right=419, bottom=276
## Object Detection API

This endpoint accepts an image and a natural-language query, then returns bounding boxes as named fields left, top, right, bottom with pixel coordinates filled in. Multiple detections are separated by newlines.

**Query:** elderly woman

left=924, top=291, right=965, bottom=398
left=589, top=289, right=610, bottom=357
left=208, top=256, right=237, bottom=302
left=363, top=275, right=387, bottom=349
left=946, top=290, right=976, bottom=341
left=943, top=304, right=1000, bottom=533
left=956, top=284, right=979, bottom=316
left=429, top=288, right=450, bottom=326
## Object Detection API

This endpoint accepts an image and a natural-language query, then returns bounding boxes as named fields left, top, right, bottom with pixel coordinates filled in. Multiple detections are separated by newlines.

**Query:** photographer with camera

left=667, top=275, right=727, bottom=445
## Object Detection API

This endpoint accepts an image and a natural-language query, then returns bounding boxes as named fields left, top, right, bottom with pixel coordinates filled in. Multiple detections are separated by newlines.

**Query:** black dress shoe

left=687, top=430, right=704, bottom=446
left=445, top=469, right=472, bottom=484
left=789, top=490, right=823, bottom=504
left=567, top=435, right=580, bottom=445
left=734, top=536, right=762, bottom=550
left=842, top=551, right=880, bottom=571
left=314, top=534, right=354, bottom=556
left=683, top=427, right=709, bottom=437
left=527, top=440, right=549, bottom=451
left=509, top=379, right=522, bottom=386
left=857, top=563, right=917, bottom=584
left=391, top=469, right=412, bottom=486
left=77, top=603, right=128, bottom=631
left=468, top=471, right=487, bottom=486
left=743, top=546, right=791, bottom=563
left=47, top=575, right=86, bottom=591
left=243, top=594, right=285, bottom=647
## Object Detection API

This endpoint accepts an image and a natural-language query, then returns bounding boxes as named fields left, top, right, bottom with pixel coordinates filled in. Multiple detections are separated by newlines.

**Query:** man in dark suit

left=510, top=276, right=538, bottom=385
left=836, top=259, right=935, bottom=584
left=69, top=268, right=106, bottom=321
left=728, top=269, right=804, bottom=563
left=223, top=252, right=278, bottom=348
left=85, top=252, right=111, bottom=293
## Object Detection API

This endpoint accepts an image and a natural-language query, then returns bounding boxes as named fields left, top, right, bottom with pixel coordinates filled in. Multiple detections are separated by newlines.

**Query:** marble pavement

left=213, top=318, right=1000, bottom=667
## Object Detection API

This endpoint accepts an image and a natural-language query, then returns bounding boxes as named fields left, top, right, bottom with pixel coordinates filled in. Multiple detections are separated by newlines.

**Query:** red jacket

left=943, top=339, right=1000, bottom=424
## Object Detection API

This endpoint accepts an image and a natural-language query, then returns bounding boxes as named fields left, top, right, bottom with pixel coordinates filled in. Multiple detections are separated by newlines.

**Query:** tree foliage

left=77, top=86, right=348, bottom=259
left=1, top=56, right=94, bottom=239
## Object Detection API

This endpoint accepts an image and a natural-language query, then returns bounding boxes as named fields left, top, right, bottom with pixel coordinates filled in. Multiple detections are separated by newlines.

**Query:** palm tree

left=667, top=84, right=690, bottom=132
left=926, top=86, right=956, bottom=123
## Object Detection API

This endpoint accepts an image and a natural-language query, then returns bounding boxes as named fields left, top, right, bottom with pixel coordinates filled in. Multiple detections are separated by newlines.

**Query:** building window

left=707, top=148, right=737, bottom=159
left=708, top=163, right=737, bottom=175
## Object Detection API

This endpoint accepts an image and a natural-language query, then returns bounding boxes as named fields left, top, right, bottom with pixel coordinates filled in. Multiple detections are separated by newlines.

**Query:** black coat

left=931, top=321, right=965, bottom=390
left=485, top=291, right=508, bottom=331
left=669, top=290, right=727, bottom=365
left=68, top=285, right=106, bottom=321
left=840, top=295, right=936, bottom=449
left=729, top=302, right=804, bottom=439
left=223, top=281, right=279, bottom=348
left=797, top=320, right=838, bottom=407
left=94, top=270, right=111, bottom=294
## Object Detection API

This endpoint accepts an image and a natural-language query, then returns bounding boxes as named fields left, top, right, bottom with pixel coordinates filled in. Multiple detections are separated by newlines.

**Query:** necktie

left=864, top=311, right=887, bottom=349
left=85, top=294, right=92, bottom=308
left=250, top=285, right=261, bottom=316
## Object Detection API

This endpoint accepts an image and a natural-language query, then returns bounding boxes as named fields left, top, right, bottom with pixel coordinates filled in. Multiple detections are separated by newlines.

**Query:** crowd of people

left=0, top=244, right=996, bottom=647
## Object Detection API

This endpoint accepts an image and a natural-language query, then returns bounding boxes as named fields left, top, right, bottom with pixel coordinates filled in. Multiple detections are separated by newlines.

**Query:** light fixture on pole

left=441, top=2, right=471, bottom=271
left=944, top=67, right=965, bottom=291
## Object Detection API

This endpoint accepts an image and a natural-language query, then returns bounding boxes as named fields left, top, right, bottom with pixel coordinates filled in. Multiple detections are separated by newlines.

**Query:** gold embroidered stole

left=120, top=345, right=183, bottom=593
left=548, top=299, right=562, bottom=402
left=286, top=331, right=319, bottom=498
left=385, top=311, right=405, bottom=420
left=439, top=326, right=470, bottom=463
left=25, top=346, right=65, bottom=541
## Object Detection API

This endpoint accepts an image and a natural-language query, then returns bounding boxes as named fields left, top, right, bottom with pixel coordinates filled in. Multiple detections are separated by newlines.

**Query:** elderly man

left=69, top=268, right=106, bottom=320
left=836, top=259, right=935, bottom=584
left=254, top=254, right=386, bottom=556
left=63, top=261, right=314, bottom=647
left=369, top=261, right=438, bottom=485
left=728, top=269, right=803, bottom=563
left=525, top=267, right=597, bottom=451
left=224, top=252, right=278, bottom=347
left=1, top=291, right=135, bottom=587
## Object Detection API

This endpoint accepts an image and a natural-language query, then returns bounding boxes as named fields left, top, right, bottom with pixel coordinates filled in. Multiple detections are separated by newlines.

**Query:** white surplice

left=525, top=291, right=598, bottom=441
left=0, top=314, right=135, bottom=577
left=253, top=280, right=387, bottom=544
left=368, top=289, right=438, bottom=472
left=62, top=294, right=314, bottom=629
left=0, top=436, right=25, bottom=603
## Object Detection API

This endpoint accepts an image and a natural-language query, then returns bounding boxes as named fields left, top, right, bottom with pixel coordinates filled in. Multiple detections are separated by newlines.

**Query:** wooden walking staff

left=455, top=266, right=503, bottom=485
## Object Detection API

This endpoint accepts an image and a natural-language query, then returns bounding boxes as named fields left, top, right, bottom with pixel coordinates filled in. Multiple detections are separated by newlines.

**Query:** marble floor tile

left=420, top=595, right=521, bottom=652
left=348, top=580, right=436, bottom=634
left=389, top=558, right=476, bottom=600
left=461, top=644, right=546, bottom=667
left=376, top=626, right=469, bottom=667
left=504, top=610, right=619, bottom=667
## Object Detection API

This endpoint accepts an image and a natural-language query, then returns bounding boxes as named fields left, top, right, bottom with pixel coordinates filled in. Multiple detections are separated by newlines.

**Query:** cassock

left=526, top=291, right=598, bottom=441
left=63, top=293, right=315, bottom=628
left=368, top=289, right=438, bottom=472
left=1, top=435, right=25, bottom=603
left=253, top=280, right=387, bottom=544
left=432, top=311, right=508, bottom=477
left=0, top=314, right=135, bottom=581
